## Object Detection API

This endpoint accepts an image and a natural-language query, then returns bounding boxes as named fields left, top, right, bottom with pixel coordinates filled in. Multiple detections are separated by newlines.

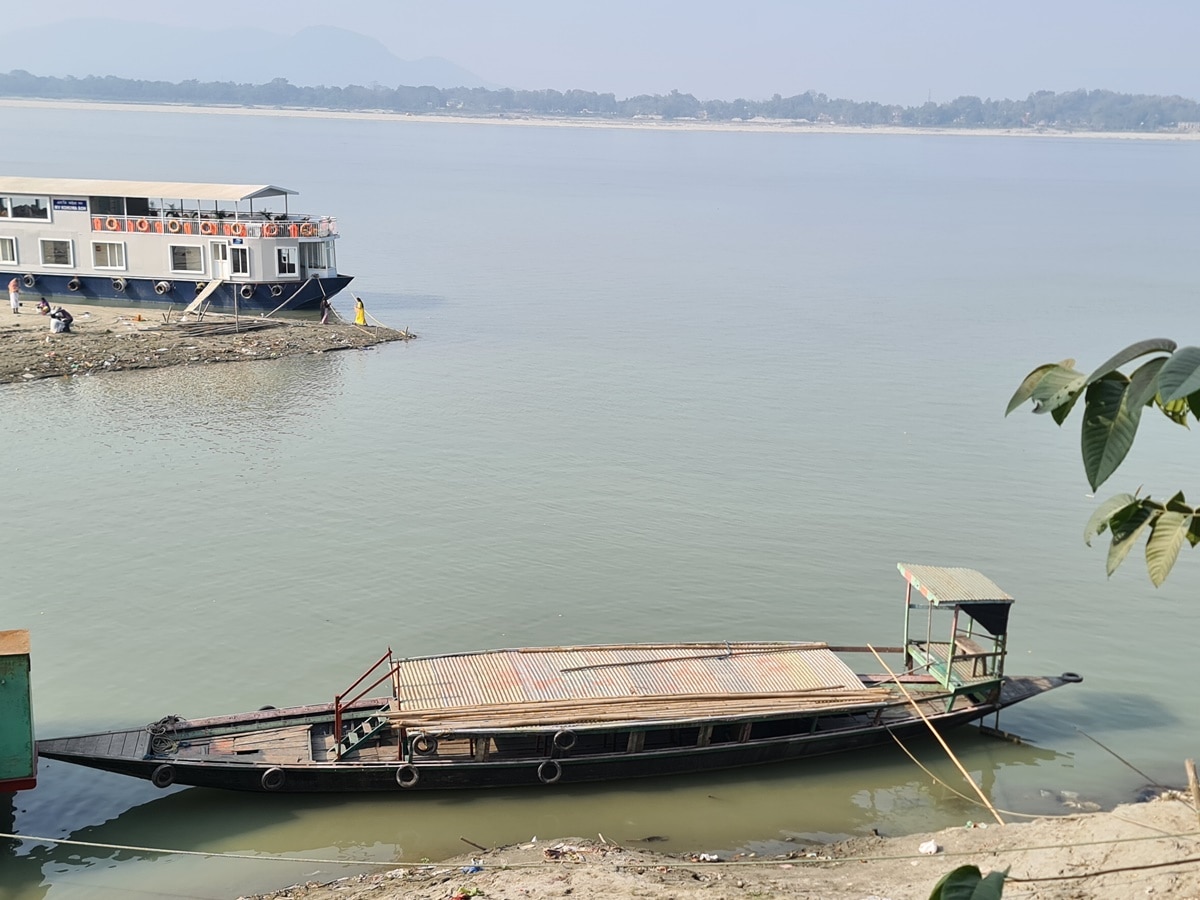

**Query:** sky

left=2, top=0, right=1198, bottom=105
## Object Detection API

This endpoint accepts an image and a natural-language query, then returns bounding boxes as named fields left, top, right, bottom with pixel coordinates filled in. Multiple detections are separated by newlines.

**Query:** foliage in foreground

left=1008, top=338, right=1200, bottom=585
left=929, top=864, right=1008, bottom=899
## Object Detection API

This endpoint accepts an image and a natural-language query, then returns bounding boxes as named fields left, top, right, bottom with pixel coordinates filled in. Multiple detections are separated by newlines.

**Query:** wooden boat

left=37, top=564, right=1081, bottom=793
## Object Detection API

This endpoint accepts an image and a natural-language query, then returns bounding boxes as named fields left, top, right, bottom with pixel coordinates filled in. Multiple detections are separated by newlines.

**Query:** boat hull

left=2, top=272, right=353, bottom=313
left=36, top=675, right=1074, bottom=793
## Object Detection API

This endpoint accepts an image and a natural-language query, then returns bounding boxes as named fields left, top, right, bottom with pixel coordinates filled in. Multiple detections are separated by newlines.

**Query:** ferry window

left=170, top=245, right=203, bottom=274
left=39, top=239, right=73, bottom=267
left=230, top=246, right=250, bottom=276
left=300, top=241, right=328, bottom=269
left=125, top=197, right=153, bottom=217
left=11, top=196, right=50, bottom=220
left=0, top=237, right=15, bottom=264
left=0, top=197, right=8, bottom=217
left=276, top=246, right=297, bottom=276
left=92, top=241, right=126, bottom=269
left=90, top=196, right=125, bottom=216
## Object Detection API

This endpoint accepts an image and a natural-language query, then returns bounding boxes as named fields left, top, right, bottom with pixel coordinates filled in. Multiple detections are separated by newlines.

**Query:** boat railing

left=89, top=214, right=338, bottom=238
left=332, top=648, right=397, bottom=743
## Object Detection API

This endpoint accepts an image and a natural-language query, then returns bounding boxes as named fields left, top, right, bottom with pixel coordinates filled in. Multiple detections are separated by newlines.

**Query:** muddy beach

left=241, top=795, right=1200, bottom=900
left=0, top=300, right=411, bottom=384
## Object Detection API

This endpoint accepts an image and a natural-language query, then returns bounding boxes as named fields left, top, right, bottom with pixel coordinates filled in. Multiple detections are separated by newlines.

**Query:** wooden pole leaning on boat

left=867, top=644, right=1005, bottom=827
left=1186, top=759, right=1200, bottom=826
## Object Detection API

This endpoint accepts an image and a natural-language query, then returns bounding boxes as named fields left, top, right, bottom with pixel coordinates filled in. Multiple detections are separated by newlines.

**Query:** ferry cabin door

left=210, top=241, right=230, bottom=279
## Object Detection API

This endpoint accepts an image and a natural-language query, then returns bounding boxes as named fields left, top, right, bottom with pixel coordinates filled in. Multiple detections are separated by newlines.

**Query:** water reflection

left=4, top=735, right=1073, bottom=898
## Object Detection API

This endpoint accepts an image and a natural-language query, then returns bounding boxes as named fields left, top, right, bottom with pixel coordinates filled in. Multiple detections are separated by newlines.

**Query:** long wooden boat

left=37, top=564, right=1081, bottom=793
left=0, top=177, right=351, bottom=312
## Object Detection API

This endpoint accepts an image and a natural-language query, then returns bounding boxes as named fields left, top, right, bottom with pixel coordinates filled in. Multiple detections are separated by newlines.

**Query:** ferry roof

left=898, top=562, right=1013, bottom=635
left=0, top=177, right=297, bottom=202
left=897, top=563, right=1014, bottom=606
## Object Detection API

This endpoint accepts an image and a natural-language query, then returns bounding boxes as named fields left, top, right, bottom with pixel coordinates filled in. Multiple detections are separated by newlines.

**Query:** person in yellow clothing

left=354, top=296, right=366, bottom=326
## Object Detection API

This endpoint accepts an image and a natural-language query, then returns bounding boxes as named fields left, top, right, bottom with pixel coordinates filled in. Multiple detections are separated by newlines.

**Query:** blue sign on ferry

left=53, top=199, right=87, bottom=211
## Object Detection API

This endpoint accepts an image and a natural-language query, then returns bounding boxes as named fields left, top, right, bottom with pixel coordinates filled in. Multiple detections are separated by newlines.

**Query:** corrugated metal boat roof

left=898, top=563, right=1014, bottom=605
left=0, top=177, right=297, bottom=202
left=393, top=642, right=866, bottom=712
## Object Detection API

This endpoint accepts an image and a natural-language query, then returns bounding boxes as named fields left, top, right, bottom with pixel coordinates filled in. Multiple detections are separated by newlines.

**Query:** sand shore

left=241, top=796, right=1200, bottom=900
left=3, top=96, right=1199, bottom=141
left=0, top=300, right=410, bottom=383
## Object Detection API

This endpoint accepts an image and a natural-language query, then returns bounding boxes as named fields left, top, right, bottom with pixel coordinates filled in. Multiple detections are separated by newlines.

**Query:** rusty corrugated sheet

left=897, top=563, right=1013, bottom=606
left=392, top=642, right=864, bottom=712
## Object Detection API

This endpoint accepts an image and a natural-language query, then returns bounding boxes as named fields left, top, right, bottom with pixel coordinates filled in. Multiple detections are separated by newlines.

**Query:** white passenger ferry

left=0, top=177, right=352, bottom=313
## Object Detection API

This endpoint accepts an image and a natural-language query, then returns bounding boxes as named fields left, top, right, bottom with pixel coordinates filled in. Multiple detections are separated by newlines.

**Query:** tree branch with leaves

left=1007, top=338, right=1200, bottom=586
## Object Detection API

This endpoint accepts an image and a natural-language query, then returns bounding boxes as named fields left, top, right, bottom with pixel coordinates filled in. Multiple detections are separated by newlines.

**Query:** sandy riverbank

left=2, top=96, right=1199, bottom=141
left=242, top=795, right=1200, bottom=900
left=0, top=300, right=411, bottom=384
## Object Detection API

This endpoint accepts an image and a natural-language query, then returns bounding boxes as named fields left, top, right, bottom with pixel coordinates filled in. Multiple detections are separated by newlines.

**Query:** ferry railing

left=332, top=647, right=397, bottom=743
left=90, top=214, right=338, bottom=238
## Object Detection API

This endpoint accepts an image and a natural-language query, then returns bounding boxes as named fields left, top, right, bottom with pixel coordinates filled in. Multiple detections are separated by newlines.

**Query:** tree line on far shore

left=3, top=69, right=1199, bottom=133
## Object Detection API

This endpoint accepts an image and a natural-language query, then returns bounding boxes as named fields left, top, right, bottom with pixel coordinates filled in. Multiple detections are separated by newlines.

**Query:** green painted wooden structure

left=0, top=630, right=36, bottom=792
left=898, top=564, right=1012, bottom=711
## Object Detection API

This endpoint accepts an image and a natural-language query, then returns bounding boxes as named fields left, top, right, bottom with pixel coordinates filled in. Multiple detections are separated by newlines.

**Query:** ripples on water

left=3, top=109, right=1200, bottom=898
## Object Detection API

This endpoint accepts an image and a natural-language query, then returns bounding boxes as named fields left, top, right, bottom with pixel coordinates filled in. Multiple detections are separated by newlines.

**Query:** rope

left=4, top=825, right=1198, bottom=870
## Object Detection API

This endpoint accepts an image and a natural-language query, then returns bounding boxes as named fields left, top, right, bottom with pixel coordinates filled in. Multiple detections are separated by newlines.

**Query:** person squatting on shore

left=49, top=306, right=73, bottom=333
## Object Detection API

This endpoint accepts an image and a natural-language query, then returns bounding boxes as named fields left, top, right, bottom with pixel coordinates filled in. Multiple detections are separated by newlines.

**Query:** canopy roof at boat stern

left=898, top=563, right=1014, bottom=635
left=393, top=642, right=871, bottom=714
left=0, top=177, right=298, bottom=202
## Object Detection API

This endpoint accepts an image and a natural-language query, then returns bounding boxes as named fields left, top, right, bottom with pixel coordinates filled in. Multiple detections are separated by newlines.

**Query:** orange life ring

left=200, top=221, right=217, bottom=235
left=263, top=223, right=279, bottom=237
left=105, top=216, right=119, bottom=231
left=167, top=219, right=181, bottom=233
left=136, top=218, right=149, bottom=232
left=92, top=217, right=103, bottom=231
left=230, top=222, right=246, bottom=237
left=299, top=223, right=316, bottom=237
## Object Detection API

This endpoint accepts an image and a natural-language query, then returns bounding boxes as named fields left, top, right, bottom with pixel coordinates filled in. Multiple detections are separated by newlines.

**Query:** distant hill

left=0, top=18, right=494, bottom=90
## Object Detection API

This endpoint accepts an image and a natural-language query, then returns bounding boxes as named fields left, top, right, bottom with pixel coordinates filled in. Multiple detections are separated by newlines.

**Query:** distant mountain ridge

left=0, top=18, right=494, bottom=90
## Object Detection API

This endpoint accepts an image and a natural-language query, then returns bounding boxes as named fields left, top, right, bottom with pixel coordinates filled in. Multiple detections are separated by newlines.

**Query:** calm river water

left=3, top=105, right=1200, bottom=899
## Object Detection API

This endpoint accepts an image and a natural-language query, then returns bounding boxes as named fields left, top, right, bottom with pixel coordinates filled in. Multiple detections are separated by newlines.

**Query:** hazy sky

left=3, top=0, right=1198, bottom=105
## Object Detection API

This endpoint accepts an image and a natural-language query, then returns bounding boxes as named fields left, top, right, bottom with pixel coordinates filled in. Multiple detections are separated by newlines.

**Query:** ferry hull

left=3, top=272, right=353, bottom=313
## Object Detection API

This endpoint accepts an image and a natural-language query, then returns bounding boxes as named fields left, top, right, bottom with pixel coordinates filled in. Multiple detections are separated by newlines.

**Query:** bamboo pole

left=1186, top=759, right=1200, bottom=825
left=867, top=644, right=1005, bottom=827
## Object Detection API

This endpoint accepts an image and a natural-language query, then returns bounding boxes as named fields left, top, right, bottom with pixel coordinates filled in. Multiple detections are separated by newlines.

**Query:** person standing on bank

left=8, top=277, right=18, bottom=314
left=319, top=296, right=332, bottom=325
left=354, top=296, right=366, bottom=326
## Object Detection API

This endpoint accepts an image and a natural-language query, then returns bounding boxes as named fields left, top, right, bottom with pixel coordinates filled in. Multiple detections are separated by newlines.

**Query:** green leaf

left=1032, top=371, right=1086, bottom=417
left=1084, top=493, right=1138, bottom=546
left=1187, top=391, right=1200, bottom=422
left=1005, top=360, right=1076, bottom=416
left=1081, top=374, right=1142, bottom=491
left=1084, top=338, right=1177, bottom=386
left=1106, top=503, right=1157, bottom=577
left=928, top=864, right=1008, bottom=900
left=1050, top=389, right=1083, bottom=425
left=1126, top=357, right=1167, bottom=409
left=1146, top=510, right=1192, bottom=587
left=1156, top=346, right=1200, bottom=402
